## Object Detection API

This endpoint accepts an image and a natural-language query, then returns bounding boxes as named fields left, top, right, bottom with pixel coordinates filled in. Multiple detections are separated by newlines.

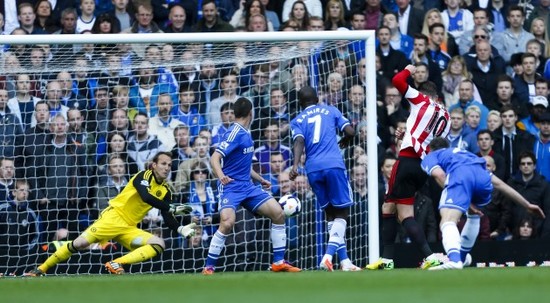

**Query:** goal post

left=0, top=30, right=379, bottom=274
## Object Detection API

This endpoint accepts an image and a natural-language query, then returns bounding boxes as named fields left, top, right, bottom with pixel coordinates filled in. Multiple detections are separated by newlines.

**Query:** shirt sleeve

left=290, top=118, right=304, bottom=140
left=421, top=153, right=440, bottom=175
left=132, top=171, right=171, bottom=212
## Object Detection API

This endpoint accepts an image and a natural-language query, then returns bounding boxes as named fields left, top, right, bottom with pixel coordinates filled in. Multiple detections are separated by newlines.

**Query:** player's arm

left=251, top=168, right=271, bottom=189
left=338, top=124, right=356, bottom=148
left=211, top=151, right=234, bottom=185
left=491, top=175, right=545, bottom=219
left=133, top=171, right=171, bottom=212
left=392, top=65, right=423, bottom=105
left=429, top=166, right=447, bottom=188
left=290, top=135, right=305, bottom=180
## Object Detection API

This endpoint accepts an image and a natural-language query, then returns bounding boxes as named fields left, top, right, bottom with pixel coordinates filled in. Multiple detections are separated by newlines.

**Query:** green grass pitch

left=1, top=267, right=549, bottom=303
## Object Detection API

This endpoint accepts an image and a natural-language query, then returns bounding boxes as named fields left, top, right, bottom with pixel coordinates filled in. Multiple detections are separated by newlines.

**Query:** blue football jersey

left=421, top=147, right=487, bottom=176
left=215, top=123, right=255, bottom=182
left=290, top=104, right=350, bottom=173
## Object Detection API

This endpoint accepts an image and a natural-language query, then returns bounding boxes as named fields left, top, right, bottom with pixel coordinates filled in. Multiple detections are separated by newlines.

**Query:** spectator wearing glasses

left=458, top=8, right=494, bottom=55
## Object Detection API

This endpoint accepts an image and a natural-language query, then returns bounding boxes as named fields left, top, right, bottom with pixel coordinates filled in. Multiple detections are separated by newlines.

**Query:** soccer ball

left=278, top=194, right=301, bottom=218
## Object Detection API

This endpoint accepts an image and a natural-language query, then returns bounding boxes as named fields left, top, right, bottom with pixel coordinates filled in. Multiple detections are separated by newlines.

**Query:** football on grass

left=278, top=194, right=301, bottom=218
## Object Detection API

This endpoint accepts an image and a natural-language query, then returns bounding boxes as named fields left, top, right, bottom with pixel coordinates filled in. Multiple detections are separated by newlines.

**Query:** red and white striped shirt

left=393, top=69, right=450, bottom=159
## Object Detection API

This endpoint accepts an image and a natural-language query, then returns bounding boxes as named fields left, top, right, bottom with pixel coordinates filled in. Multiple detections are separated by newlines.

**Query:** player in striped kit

left=367, top=65, right=451, bottom=270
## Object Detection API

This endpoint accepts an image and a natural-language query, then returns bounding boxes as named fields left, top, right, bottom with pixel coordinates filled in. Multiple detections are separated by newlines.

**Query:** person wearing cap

left=533, top=112, right=550, bottom=182
left=517, top=95, right=549, bottom=136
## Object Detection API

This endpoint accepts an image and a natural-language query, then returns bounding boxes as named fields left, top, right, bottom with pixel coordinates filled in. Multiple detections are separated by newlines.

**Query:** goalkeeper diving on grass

left=25, top=151, right=196, bottom=276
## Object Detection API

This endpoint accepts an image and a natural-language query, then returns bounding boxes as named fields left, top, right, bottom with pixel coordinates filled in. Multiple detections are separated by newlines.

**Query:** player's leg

left=203, top=207, right=236, bottom=274
left=25, top=208, right=119, bottom=276
left=107, top=229, right=165, bottom=274
left=253, top=190, right=301, bottom=272
left=460, top=213, right=480, bottom=266
left=430, top=207, right=464, bottom=270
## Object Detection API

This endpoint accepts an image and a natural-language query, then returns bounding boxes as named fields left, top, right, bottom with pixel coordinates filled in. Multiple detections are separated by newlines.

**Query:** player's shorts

left=307, top=168, right=353, bottom=209
left=81, top=206, right=154, bottom=250
left=218, top=181, right=272, bottom=213
left=439, top=165, right=493, bottom=213
left=386, top=156, right=427, bottom=205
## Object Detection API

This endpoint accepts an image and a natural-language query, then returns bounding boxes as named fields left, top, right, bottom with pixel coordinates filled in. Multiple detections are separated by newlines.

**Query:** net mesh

left=0, top=36, right=371, bottom=275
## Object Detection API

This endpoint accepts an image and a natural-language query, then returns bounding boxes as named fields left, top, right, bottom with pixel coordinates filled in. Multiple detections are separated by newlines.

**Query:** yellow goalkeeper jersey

left=109, top=170, right=172, bottom=226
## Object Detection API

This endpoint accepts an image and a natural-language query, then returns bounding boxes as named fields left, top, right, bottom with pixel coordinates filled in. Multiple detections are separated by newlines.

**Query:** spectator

left=441, top=0, right=474, bottom=40
left=174, top=50, right=200, bottom=91
left=126, top=113, right=164, bottom=171
left=194, top=0, right=234, bottom=32
left=21, top=101, right=50, bottom=193
left=253, top=120, right=292, bottom=174
left=535, top=78, right=549, bottom=99
left=458, top=8, right=493, bottom=55
left=174, top=136, right=211, bottom=193
left=56, top=71, right=86, bottom=110
left=18, top=2, right=47, bottom=35
left=276, top=171, right=292, bottom=200
left=513, top=216, right=538, bottom=240
left=163, top=4, right=192, bottom=33
left=282, top=0, right=322, bottom=23
left=448, top=81, right=489, bottom=131
left=487, top=109, right=502, bottom=132
left=96, top=154, right=128, bottom=212
left=534, top=112, right=550, bottom=181
left=254, top=87, right=293, bottom=141
left=67, top=108, right=88, bottom=147
left=447, top=107, right=476, bottom=152
left=211, top=102, right=235, bottom=147
left=34, top=0, right=59, bottom=33
left=143, top=44, right=178, bottom=93
left=91, top=12, right=121, bottom=34
left=492, top=5, right=534, bottom=63
left=85, top=87, right=110, bottom=159
left=122, top=2, right=162, bottom=34
left=379, top=154, right=397, bottom=193
left=351, top=164, right=368, bottom=203
left=148, top=93, right=184, bottom=150
left=492, top=105, right=536, bottom=181
left=492, top=74, right=527, bottom=118
left=27, top=47, right=50, bottom=98
left=112, top=85, right=137, bottom=124
left=40, top=81, right=69, bottom=128
left=324, top=0, right=347, bottom=30
left=170, top=125, right=195, bottom=182
left=0, top=53, right=22, bottom=99
left=361, top=0, right=385, bottom=31
left=185, top=161, right=218, bottom=240
left=462, top=105, right=483, bottom=144
left=195, top=59, right=221, bottom=115
left=97, top=52, right=132, bottom=92
left=395, top=0, right=423, bottom=36
left=506, top=151, right=550, bottom=235
left=345, top=85, right=366, bottom=127
left=525, top=39, right=546, bottom=76
left=482, top=155, right=513, bottom=240
left=283, top=1, right=311, bottom=31
left=426, top=24, right=452, bottom=73
left=0, top=158, right=15, bottom=202
left=76, top=0, right=96, bottom=33
left=231, top=0, right=274, bottom=31
left=524, top=0, right=550, bottom=37
left=34, top=114, right=88, bottom=240
left=517, top=95, right=548, bottom=137
left=376, top=26, right=409, bottom=81
left=52, top=8, right=78, bottom=43
left=72, top=56, right=97, bottom=100
left=173, top=86, right=205, bottom=138
left=7, top=74, right=41, bottom=130
left=262, top=152, right=286, bottom=196
left=242, top=64, right=271, bottom=111
left=410, top=34, right=443, bottom=91
left=0, top=179, right=40, bottom=275
left=442, top=56, right=479, bottom=107
left=96, top=131, right=138, bottom=183
left=109, top=0, right=134, bottom=31
left=476, top=130, right=506, bottom=180
left=209, top=71, right=241, bottom=125
left=383, top=12, right=413, bottom=58
left=129, top=60, right=177, bottom=117
left=260, top=0, right=281, bottom=31
left=513, top=53, right=540, bottom=104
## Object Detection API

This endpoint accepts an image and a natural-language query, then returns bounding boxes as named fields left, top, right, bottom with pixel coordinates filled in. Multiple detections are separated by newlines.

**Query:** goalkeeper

left=25, top=152, right=196, bottom=276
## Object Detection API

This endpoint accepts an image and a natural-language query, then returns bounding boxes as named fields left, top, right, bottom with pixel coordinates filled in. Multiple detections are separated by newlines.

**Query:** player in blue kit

left=202, top=97, right=301, bottom=275
left=422, top=137, right=545, bottom=270
left=289, top=86, right=360, bottom=271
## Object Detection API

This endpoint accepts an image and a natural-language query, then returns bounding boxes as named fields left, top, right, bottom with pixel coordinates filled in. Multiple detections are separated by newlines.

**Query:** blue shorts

left=218, top=181, right=272, bottom=213
left=307, top=168, right=353, bottom=209
left=439, top=165, right=493, bottom=213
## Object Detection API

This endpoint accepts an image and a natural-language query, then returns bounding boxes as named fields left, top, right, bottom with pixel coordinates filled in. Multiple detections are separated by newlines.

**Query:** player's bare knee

left=219, top=218, right=235, bottom=233
left=72, top=236, right=90, bottom=250
left=381, top=202, right=396, bottom=215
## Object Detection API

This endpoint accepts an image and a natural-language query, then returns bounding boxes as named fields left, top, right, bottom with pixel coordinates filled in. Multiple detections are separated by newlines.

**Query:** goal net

left=0, top=31, right=377, bottom=275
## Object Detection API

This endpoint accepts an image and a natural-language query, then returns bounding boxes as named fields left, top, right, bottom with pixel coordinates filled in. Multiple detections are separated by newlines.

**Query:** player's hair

left=418, top=81, right=438, bottom=99
left=233, top=97, right=252, bottom=118
left=151, top=151, right=173, bottom=164
left=298, top=86, right=319, bottom=107
left=518, top=151, right=537, bottom=166
left=477, top=129, right=494, bottom=140
left=428, top=137, right=450, bottom=151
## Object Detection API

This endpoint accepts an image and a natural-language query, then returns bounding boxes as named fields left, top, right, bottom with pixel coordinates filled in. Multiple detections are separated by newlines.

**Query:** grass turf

left=1, top=267, right=549, bottom=303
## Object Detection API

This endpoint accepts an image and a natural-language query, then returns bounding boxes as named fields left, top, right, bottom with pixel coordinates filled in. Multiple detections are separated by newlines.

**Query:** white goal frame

left=2, top=30, right=380, bottom=263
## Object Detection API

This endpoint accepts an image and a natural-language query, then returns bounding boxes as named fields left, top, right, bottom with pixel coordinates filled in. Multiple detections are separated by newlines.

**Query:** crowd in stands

left=0, top=0, right=550, bottom=261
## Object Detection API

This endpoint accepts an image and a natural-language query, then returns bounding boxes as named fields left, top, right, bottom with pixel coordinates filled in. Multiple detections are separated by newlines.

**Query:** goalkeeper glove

left=178, top=223, right=197, bottom=238
left=169, top=203, right=193, bottom=215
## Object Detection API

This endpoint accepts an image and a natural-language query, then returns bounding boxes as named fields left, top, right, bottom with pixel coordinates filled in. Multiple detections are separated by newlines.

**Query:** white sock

left=206, top=230, right=227, bottom=261
left=441, top=221, right=461, bottom=263
left=324, top=218, right=346, bottom=262
left=461, top=214, right=480, bottom=253
left=271, top=223, right=286, bottom=264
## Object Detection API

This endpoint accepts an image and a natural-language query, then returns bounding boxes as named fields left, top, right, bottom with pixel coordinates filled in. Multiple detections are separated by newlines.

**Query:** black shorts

left=386, top=156, right=427, bottom=205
